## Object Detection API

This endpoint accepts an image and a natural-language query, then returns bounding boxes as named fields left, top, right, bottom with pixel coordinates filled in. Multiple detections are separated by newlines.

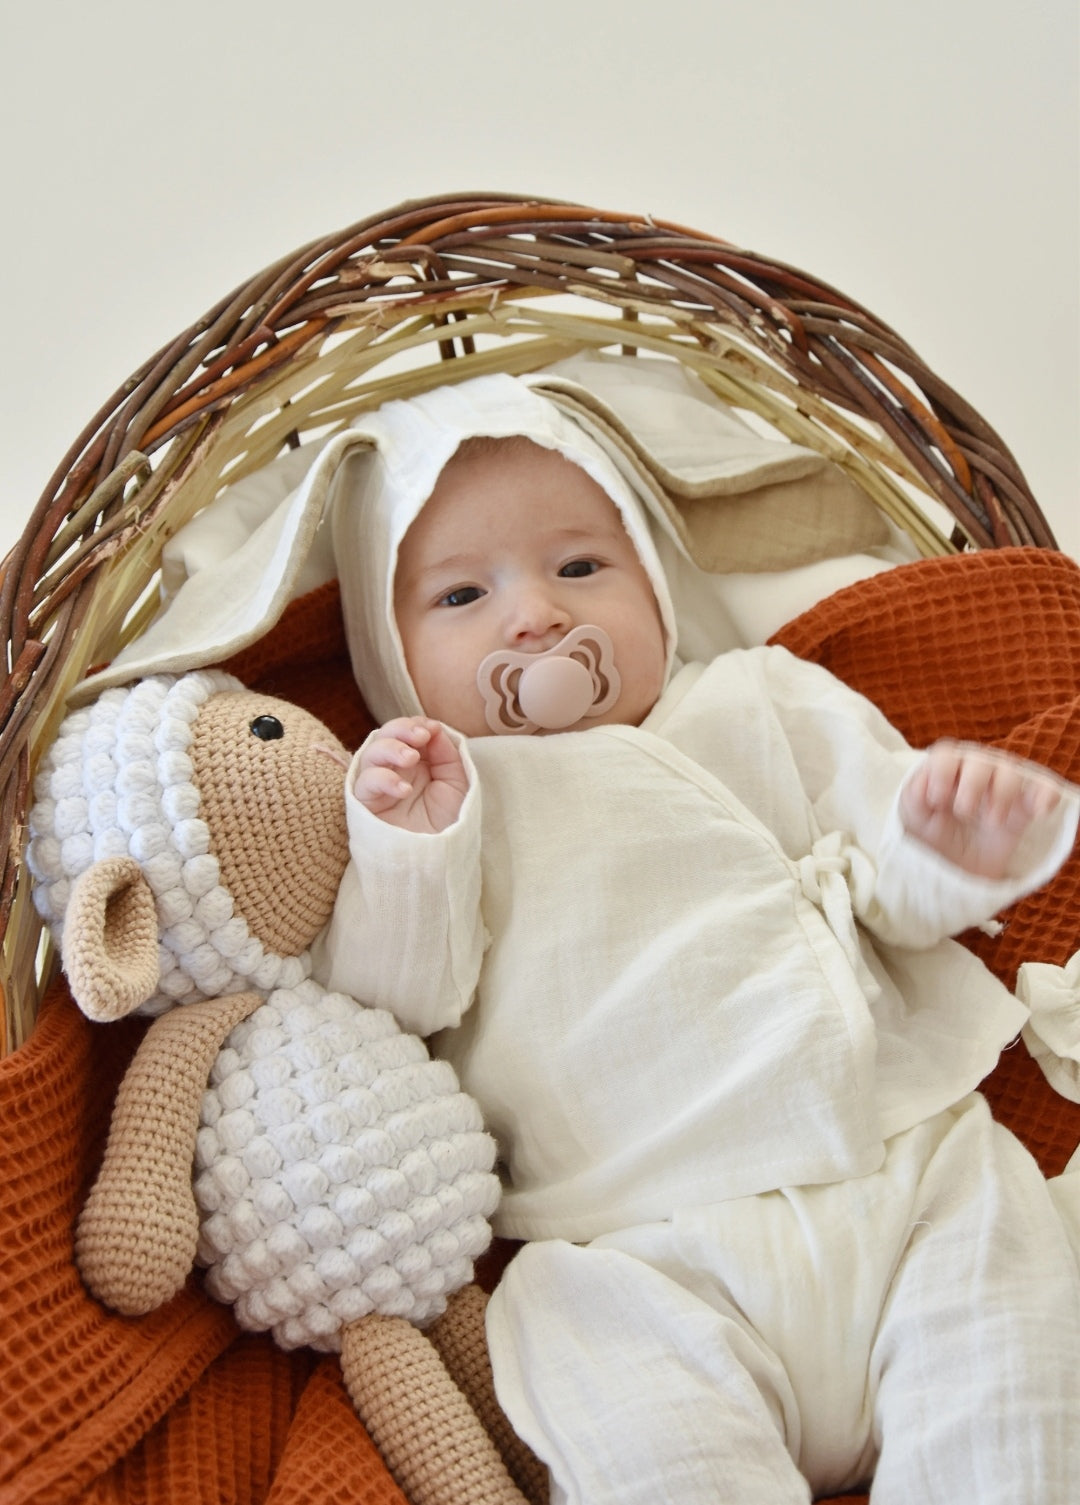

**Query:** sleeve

left=308, top=729, right=487, bottom=1037
left=757, top=646, right=1080, bottom=949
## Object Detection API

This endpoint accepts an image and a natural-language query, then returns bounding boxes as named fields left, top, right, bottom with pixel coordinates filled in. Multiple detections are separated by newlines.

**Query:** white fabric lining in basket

left=86, top=353, right=917, bottom=702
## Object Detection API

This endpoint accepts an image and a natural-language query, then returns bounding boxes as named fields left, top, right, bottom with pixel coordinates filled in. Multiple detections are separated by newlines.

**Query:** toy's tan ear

left=63, top=856, right=159, bottom=1020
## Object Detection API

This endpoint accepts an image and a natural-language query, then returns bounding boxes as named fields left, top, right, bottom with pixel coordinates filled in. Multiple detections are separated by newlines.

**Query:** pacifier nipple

left=517, top=655, right=596, bottom=730
left=477, top=625, right=621, bottom=735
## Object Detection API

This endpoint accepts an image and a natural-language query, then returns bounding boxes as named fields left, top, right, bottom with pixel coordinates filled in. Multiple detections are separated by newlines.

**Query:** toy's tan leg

left=427, top=1285, right=550, bottom=1505
left=340, top=1313, right=531, bottom=1505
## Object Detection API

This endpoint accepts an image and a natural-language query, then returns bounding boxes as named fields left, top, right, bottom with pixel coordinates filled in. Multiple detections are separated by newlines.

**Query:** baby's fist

left=354, top=717, right=468, bottom=834
left=901, top=740, right=1063, bottom=880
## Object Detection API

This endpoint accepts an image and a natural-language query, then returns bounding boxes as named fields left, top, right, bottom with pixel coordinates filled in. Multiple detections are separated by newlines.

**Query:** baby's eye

left=437, top=585, right=484, bottom=608
left=559, top=559, right=601, bottom=579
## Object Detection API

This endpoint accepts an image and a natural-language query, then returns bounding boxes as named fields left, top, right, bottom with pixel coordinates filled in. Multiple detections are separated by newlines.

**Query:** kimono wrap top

left=314, top=644, right=1077, bottom=1243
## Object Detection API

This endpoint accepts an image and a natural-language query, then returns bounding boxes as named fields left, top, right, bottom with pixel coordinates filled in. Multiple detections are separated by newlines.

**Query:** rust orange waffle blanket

left=3, top=547, right=1080, bottom=1504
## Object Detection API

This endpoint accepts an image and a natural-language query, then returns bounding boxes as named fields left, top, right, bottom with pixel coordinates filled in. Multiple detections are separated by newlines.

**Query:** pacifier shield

left=477, top=625, right=621, bottom=734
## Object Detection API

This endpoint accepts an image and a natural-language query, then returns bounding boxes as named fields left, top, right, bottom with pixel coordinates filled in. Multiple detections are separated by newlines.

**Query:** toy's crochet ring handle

left=477, top=625, right=620, bottom=734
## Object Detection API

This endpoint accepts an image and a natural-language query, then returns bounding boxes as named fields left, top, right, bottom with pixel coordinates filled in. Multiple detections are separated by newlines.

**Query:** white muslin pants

left=487, top=1094, right=1080, bottom=1504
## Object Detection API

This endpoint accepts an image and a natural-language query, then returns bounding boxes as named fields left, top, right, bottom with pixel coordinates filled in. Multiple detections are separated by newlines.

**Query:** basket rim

left=0, top=188, right=1059, bottom=1054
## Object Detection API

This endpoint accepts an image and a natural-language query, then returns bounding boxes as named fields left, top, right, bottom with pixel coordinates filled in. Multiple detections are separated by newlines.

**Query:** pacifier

left=476, top=625, right=621, bottom=734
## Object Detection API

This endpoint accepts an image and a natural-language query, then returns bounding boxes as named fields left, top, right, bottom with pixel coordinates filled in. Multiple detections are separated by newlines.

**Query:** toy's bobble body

left=28, top=674, right=543, bottom=1505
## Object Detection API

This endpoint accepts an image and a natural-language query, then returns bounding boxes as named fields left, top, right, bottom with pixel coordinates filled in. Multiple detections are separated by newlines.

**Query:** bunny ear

left=63, top=857, right=160, bottom=1021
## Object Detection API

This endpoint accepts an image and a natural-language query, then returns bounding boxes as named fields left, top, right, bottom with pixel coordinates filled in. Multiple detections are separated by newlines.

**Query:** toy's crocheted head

left=27, top=670, right=351, bottom=1016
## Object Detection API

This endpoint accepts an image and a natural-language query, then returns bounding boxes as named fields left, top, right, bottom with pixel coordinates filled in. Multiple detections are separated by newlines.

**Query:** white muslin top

left=314, top=645, right=1078, bottom=1242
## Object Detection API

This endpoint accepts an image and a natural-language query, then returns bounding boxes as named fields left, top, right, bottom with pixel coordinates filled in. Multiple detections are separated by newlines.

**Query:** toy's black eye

left=249, top=714, right=285, bottom=741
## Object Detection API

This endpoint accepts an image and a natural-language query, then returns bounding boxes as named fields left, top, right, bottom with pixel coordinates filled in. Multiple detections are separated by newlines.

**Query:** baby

left=317, top=374, right=1080, bottom=1503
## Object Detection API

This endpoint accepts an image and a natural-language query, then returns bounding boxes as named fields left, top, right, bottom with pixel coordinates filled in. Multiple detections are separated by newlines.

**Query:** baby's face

left=394, top=439, right=668, bottom=737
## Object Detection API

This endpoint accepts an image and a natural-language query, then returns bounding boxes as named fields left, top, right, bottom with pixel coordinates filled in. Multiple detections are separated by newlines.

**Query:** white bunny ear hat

left=27, top=671, right=308, bottom=1016
left=330, top=372, right=680, bottom=727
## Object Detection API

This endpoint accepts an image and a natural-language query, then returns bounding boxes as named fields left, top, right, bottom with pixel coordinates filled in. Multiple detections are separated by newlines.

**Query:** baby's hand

left=900, top=740, right=1063, bottom=880
left=354, top=717, right=469, bottom=834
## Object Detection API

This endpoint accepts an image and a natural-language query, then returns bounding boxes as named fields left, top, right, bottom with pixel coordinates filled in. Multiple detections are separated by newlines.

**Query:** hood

left=329, top=373, right=679, bottom=727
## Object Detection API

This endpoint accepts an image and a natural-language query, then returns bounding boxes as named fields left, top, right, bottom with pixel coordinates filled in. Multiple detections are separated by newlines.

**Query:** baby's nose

left=508, top=589, right=572, bottom=647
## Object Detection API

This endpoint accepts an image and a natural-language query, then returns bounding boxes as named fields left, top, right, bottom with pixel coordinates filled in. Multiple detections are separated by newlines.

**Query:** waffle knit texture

left=5, top=551, right=1080, bottom=1504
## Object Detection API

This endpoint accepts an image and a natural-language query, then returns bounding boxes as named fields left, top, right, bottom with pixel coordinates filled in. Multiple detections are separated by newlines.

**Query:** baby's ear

left=63, top=857, right=159, bottom=1020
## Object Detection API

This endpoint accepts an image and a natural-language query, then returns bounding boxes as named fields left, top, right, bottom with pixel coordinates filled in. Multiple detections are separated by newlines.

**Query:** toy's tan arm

left=75, top=991, right=263, bottom=1315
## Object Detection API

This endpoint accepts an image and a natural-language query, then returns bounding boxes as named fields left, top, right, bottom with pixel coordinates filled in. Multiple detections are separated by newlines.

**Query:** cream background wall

left=2, top=0, right=1076, bottom=566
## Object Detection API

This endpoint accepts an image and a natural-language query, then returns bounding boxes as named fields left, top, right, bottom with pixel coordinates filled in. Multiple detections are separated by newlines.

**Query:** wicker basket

left=2, top=193, right=1075, bottom=1505
left=0, top=189, right=1057, bottom=1058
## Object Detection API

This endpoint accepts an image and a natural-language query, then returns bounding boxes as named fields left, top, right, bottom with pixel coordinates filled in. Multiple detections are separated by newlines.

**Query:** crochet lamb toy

left=26, top=669, right=542, bottom=1505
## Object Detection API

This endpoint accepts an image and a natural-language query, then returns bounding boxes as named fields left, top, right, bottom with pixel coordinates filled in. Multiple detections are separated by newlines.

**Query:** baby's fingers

left=362, top=734, right=422, bottom=776
left=369, top=717, right=438, bottom=753
left=928, top=741, right=1065, bottom=827
left=1020, top=773, right=1062, bottom=821
left=360, top=718, right=442, bottom=774
left=920, top=746, right=968, bottom=812
left=955, top=757, right=1015, bottom=823
left=977, top=763, right=1060, bottom=830
left=955, top=750, right=1062, bottom=828
left=354, top=763, right=413, bottom=807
